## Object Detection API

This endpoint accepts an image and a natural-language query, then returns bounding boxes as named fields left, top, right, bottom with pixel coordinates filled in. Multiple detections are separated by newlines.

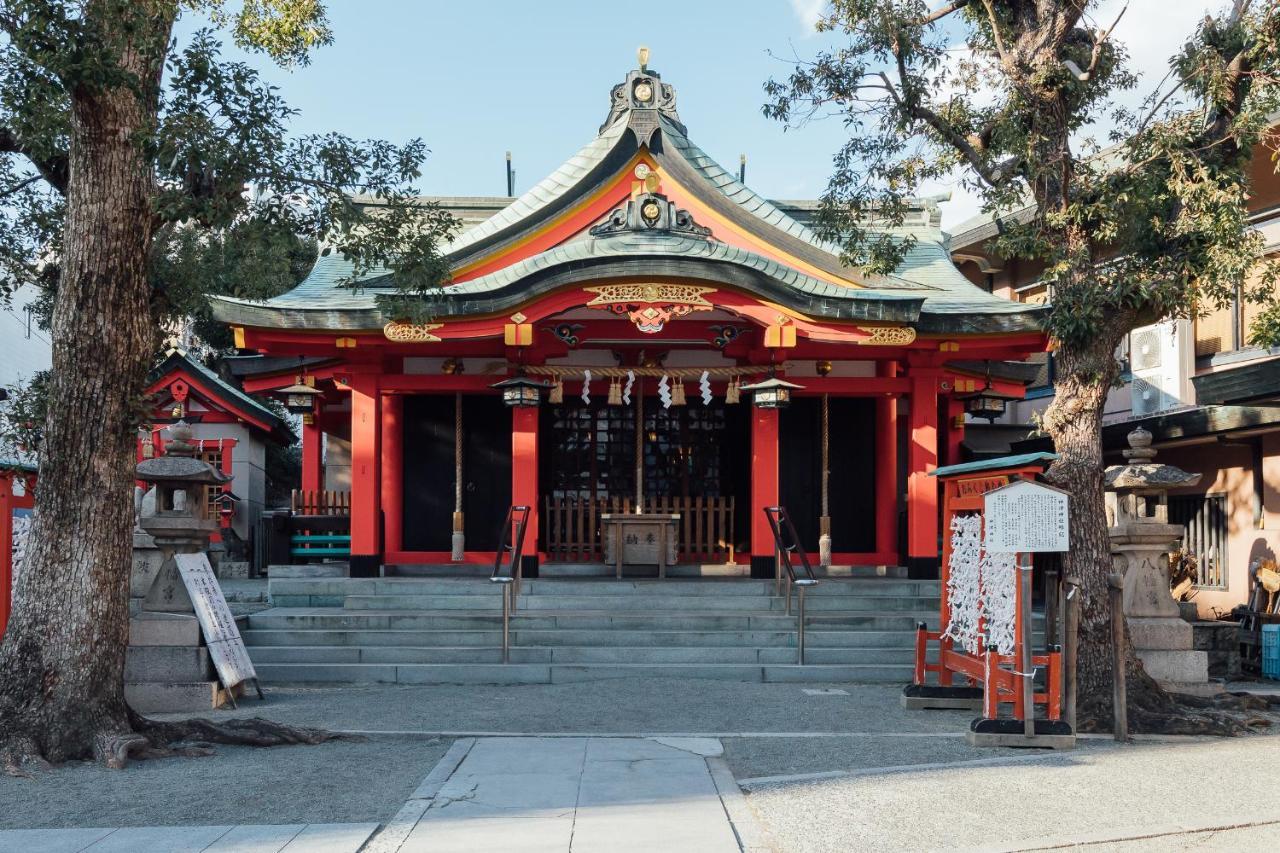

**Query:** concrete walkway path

left=370, top=736, right=751, bottom=853
left=0, top=823, right=378, bottom=853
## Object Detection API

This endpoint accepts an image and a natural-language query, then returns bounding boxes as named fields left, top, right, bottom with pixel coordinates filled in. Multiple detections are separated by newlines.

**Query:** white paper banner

left=622, top=370, right=635, bottom=405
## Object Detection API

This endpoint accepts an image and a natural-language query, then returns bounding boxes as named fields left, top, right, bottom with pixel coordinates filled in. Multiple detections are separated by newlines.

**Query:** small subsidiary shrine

left=211, top=58, right=1046, bottom=579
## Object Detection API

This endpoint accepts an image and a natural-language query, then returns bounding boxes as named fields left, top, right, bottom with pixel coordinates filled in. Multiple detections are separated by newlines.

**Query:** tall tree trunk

left=1041, top=312, right=1210, bottom=731
left=1040, top=327, right=1130, bottom=725
left=0, top=4, right=172, bottom=767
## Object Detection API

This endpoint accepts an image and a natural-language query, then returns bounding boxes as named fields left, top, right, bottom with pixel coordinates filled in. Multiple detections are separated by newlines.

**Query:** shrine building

left=211, top=59, right=1047, bottom=580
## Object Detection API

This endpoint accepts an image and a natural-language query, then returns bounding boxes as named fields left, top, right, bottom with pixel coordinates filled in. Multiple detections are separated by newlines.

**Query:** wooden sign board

left=174, top=552, right=258, bottom=694
left=983, top=479, right=1070, bottom=554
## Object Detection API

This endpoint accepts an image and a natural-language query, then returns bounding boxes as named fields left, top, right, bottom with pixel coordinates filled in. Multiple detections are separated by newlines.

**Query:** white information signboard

left=174, top=552, right=259, bottom=695
left=983, top=479, right=1070, bottom=554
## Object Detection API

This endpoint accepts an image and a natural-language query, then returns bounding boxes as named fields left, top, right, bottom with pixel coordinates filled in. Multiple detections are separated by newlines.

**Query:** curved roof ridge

left=440, top=115, right=633, bottom=259
left=656, top=116, right=847, bottom=259
left=438, top=230, right=879, bottom=302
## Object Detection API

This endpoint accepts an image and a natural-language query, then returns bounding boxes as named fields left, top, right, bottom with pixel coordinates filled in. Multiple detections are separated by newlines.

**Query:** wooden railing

left=291, top=489, right=351, bottom=517
left=544, top=496, right=735, bottom=563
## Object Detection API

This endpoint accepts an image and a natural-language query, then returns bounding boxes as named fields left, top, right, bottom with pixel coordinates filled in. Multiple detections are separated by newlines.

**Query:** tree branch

left=921, top=0, right=971, bottom=26
left=882, top=39, right=1015, bottom=189
left=0, top=128, right=68, bottom=195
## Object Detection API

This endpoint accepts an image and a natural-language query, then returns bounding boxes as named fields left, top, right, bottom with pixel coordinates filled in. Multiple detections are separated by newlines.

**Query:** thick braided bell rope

left=943, top=513, right=983, bottom=654
left=981, top=549, right=1019, bottom=655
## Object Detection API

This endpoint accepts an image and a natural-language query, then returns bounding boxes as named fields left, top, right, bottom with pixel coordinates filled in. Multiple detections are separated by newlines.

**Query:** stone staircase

left=244, top=574, right=944, bottom=685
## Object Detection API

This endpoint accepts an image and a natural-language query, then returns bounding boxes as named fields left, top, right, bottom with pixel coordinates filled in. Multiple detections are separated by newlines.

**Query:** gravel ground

left=742, top=735, right=1280, bottom=852
left=721, top=733, right=1118, bottom=781
left=152, top=680, right=978, bottom=735
left=0, top=735, right=449, bottom=830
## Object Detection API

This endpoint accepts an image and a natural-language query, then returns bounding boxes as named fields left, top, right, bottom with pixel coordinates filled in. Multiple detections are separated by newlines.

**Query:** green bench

left=290, top=533, right=351, bottom=559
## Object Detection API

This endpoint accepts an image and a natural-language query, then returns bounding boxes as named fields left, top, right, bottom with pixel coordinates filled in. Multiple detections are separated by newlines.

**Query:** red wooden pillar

left=945, top=397, right=966, bottom=467
left=349, top=372, right=382, bottom=577
left=907, top=368, right=940, bottom=578
left=381, top=394, right=404, bottom=560
left=218, top=439, right=235, bottom=535
left=301, top=417, right=324, bottom=492
left=512, top=406, right=540, bottom=573
left=0, top=472, right=35, bottom=639
left=750, top=405, right=780, bottom=578
left=875, top=361, right=900, bottom=565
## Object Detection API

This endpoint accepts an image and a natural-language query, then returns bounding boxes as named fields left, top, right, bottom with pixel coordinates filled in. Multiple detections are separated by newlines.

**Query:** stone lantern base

left=1111, top=523, right=1210, bottom=691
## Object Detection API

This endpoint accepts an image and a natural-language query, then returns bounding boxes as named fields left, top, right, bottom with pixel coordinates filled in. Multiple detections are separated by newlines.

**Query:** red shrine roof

left=145, top=349, right=293, bottom=443
left=210, top=61, right=1044, bottom=338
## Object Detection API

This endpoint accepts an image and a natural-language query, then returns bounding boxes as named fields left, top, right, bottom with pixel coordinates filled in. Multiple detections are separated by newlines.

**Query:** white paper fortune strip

left=981, top=549, right=1019, bottom=655
left=699, top=370, right=712, bottom=404
left=581, top=369, right=592, bottom=405
left=622, top=370, right=635, bottom=405
left=657, top=374, right=671, bottom=408
left=942, top=513, right=983, bottom=654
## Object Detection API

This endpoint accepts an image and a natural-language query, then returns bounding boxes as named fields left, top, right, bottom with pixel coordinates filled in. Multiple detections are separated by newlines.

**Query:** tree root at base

left=1078, top=685, right=1280, bottom=737
left=2, top=709, right=353, bottom=776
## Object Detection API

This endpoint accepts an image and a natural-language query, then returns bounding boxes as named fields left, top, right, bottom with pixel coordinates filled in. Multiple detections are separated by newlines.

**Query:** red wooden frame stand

left=1, top=467, right=37, bottom=639
left=901, top=454, right=1075, bottom=749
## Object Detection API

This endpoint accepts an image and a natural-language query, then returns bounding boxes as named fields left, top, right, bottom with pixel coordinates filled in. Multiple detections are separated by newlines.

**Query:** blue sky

left=178, top=2, right=849, bottom=205
left=175, top=1, right=1218, bottom=229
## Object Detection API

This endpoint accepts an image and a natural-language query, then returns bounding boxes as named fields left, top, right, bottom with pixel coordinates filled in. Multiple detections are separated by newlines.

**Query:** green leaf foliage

left=765, top=0, right=1280, bottom=350
left=0, top=1, right=458, bottom=344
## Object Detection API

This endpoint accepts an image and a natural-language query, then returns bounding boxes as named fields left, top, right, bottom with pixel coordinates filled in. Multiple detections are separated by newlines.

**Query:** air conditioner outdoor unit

left=1129, top=319, right=1193, bottom=417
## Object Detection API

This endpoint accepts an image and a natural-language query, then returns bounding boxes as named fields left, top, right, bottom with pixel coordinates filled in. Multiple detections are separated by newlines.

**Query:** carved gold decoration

left=383, top=322, right=442, bottom=343
left=856, top=326, right=916, bottom=346
left=509, top=311, right=528, bottom=323
left=585, top=283, right=715, bottom=307
left=584, top=284, right=716, bottom=334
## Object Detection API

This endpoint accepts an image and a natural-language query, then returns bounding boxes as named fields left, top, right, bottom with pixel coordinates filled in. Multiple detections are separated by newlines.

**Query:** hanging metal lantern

left=276, top=378, right=323, bottom=415
left=739, top=375, right=804, bottom=409
left=958, top=362, right=1017, bottom=422
left=491, top=374, right=548, bottom=408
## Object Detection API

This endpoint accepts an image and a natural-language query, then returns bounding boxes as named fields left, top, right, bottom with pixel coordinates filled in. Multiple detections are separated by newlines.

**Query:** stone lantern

left=1104, top=427, right=1209, bottom=689
left=133, top=421, right=231, bottom=611
left=127, top=421, right=234, bottom=712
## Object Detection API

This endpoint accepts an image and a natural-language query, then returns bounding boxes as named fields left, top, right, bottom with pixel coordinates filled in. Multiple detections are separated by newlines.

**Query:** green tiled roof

left=210, top=66, right=1046, bottom=337
left=150, top=350, right=293, bottom=442
left=930, top=452, right=1058, bottom=477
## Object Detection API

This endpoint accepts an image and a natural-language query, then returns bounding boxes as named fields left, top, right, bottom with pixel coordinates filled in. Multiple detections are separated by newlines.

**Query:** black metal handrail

left=490, top=505, right=531, bottom=664
left=763, top=506, right=818, bottom=664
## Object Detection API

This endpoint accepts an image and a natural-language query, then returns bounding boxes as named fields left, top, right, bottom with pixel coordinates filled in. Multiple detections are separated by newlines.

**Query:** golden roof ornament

left=638, top=46, right=650, bottom=71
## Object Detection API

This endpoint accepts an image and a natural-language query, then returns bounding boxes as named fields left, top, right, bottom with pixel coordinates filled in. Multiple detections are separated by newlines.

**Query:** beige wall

left=1158, top=440, right=1280, bottom=617
left=325, top=435, right=352, bottom=492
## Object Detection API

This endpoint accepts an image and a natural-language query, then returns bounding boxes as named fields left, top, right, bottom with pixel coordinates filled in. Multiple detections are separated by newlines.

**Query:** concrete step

left=343, top=594, right=516, bottom=611
left=340, top=593, right=937, bottom=613
left=539, top=562, right=752, bottom=578
left=249, top=608, right=942, bottom=633
left=246, top=644, right=928, bottom=666
left=250, top=661, right=916, bottom=685
left=243, top=629, right=503, bottom=647
left=518, top=579, right=940, bottom=596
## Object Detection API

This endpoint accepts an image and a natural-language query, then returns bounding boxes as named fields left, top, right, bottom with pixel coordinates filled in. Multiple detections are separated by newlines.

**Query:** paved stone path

left=370, top=736, right=749, bottom=853
left=0, top=823, right=378, bottom=853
